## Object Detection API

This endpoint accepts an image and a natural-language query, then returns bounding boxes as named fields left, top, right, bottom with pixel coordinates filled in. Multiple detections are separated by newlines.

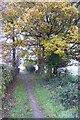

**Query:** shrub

left=0, top=64, right=13, bottom=97
left=54, top=75, right=79, bottom=109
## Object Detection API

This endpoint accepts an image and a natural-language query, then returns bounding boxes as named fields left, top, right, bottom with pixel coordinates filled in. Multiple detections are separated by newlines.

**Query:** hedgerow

left=0, top=64, right=13, bottom=97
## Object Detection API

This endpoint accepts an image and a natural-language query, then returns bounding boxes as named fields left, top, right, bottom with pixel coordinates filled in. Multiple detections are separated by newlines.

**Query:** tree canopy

left=2, top=1, right=80, bottom=74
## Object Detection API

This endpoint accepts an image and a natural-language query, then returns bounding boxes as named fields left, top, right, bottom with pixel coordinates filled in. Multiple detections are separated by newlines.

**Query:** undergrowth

left=33, top=73, right=79, bottom=118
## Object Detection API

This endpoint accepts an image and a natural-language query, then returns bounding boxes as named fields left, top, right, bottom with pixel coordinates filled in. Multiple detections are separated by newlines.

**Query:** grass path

left=22, top=73, right=44, bottom=118
left=3, top=73, right=78, bottom=118
left=3, top=73, right=44, bottom=118
left=10, top=74, right=33, bottom=118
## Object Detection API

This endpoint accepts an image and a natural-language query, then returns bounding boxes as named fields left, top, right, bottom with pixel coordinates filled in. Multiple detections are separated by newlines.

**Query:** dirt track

left=22, top=73, right=44, bottom=118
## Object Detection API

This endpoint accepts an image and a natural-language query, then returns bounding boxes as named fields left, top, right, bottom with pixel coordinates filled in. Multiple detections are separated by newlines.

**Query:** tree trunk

left=53, top=67, right=57, bottom=76
left=37, top=38, right=44, bottom=74
left=37, top=53, right=42, bottom=73
left=37, top=47, right=45, bottom=74
left=12, top=36, right=16, bottom=80
left=47, top=66, right=52, bottom=77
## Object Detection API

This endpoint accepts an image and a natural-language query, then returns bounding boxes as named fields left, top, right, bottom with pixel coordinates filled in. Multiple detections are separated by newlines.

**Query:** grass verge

left=10, top=75, right=33, bottom=118
left=33, top=74, right=78, bottom=118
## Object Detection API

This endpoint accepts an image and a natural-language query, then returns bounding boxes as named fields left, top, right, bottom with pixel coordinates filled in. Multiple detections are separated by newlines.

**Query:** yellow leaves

left=40, top=22, right=50, bottom=31
left=69, top=6, right=79, bottom=14
left=7, top=9, right=17, bottom=19
left=61, top=6, right=79, bottom=20
left=3, top=51, right=8, bottom=57
left=4, top=26, right=10, bottom=32
left=43, top=2, right=67, bottom=13
left=66, top=25, right=79, bottom=43
left=4, top=23, right=12, bottom=32
left=19, top=50, right=28, bottom=58
left=2, top=42, right=10, bottom=51
left=2, top=46, right=10, bottom=62
left=4, top=4, right=19, bottom=19
left=12, top=40, right=27, bottom=48
left=3, top=20, right=8, bottom=24
left=54, top=49, right=64, bottom=56
left=18, top=19, right=23, bottom=25
left=35, top=47, right=41, bottom=54
left=23, top=12, right=30, bottom=22
left=43, top=35, right=68, bottom=57
left=2, top=2, right=79, bottom=62
left=14, top=24, right=19, bottom=29
left=26, top=6, right=44, bottom=21
left=70, top=25, right=78, bottom=32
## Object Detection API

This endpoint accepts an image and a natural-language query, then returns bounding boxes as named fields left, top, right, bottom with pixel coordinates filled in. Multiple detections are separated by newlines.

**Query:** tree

left=2, top=1, right=79, bottom=75
left=42, top=35, right=70, bottom=75
left=2, top=2, right=26, bottom=80
left=21, top=1, right=79, bottom=73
